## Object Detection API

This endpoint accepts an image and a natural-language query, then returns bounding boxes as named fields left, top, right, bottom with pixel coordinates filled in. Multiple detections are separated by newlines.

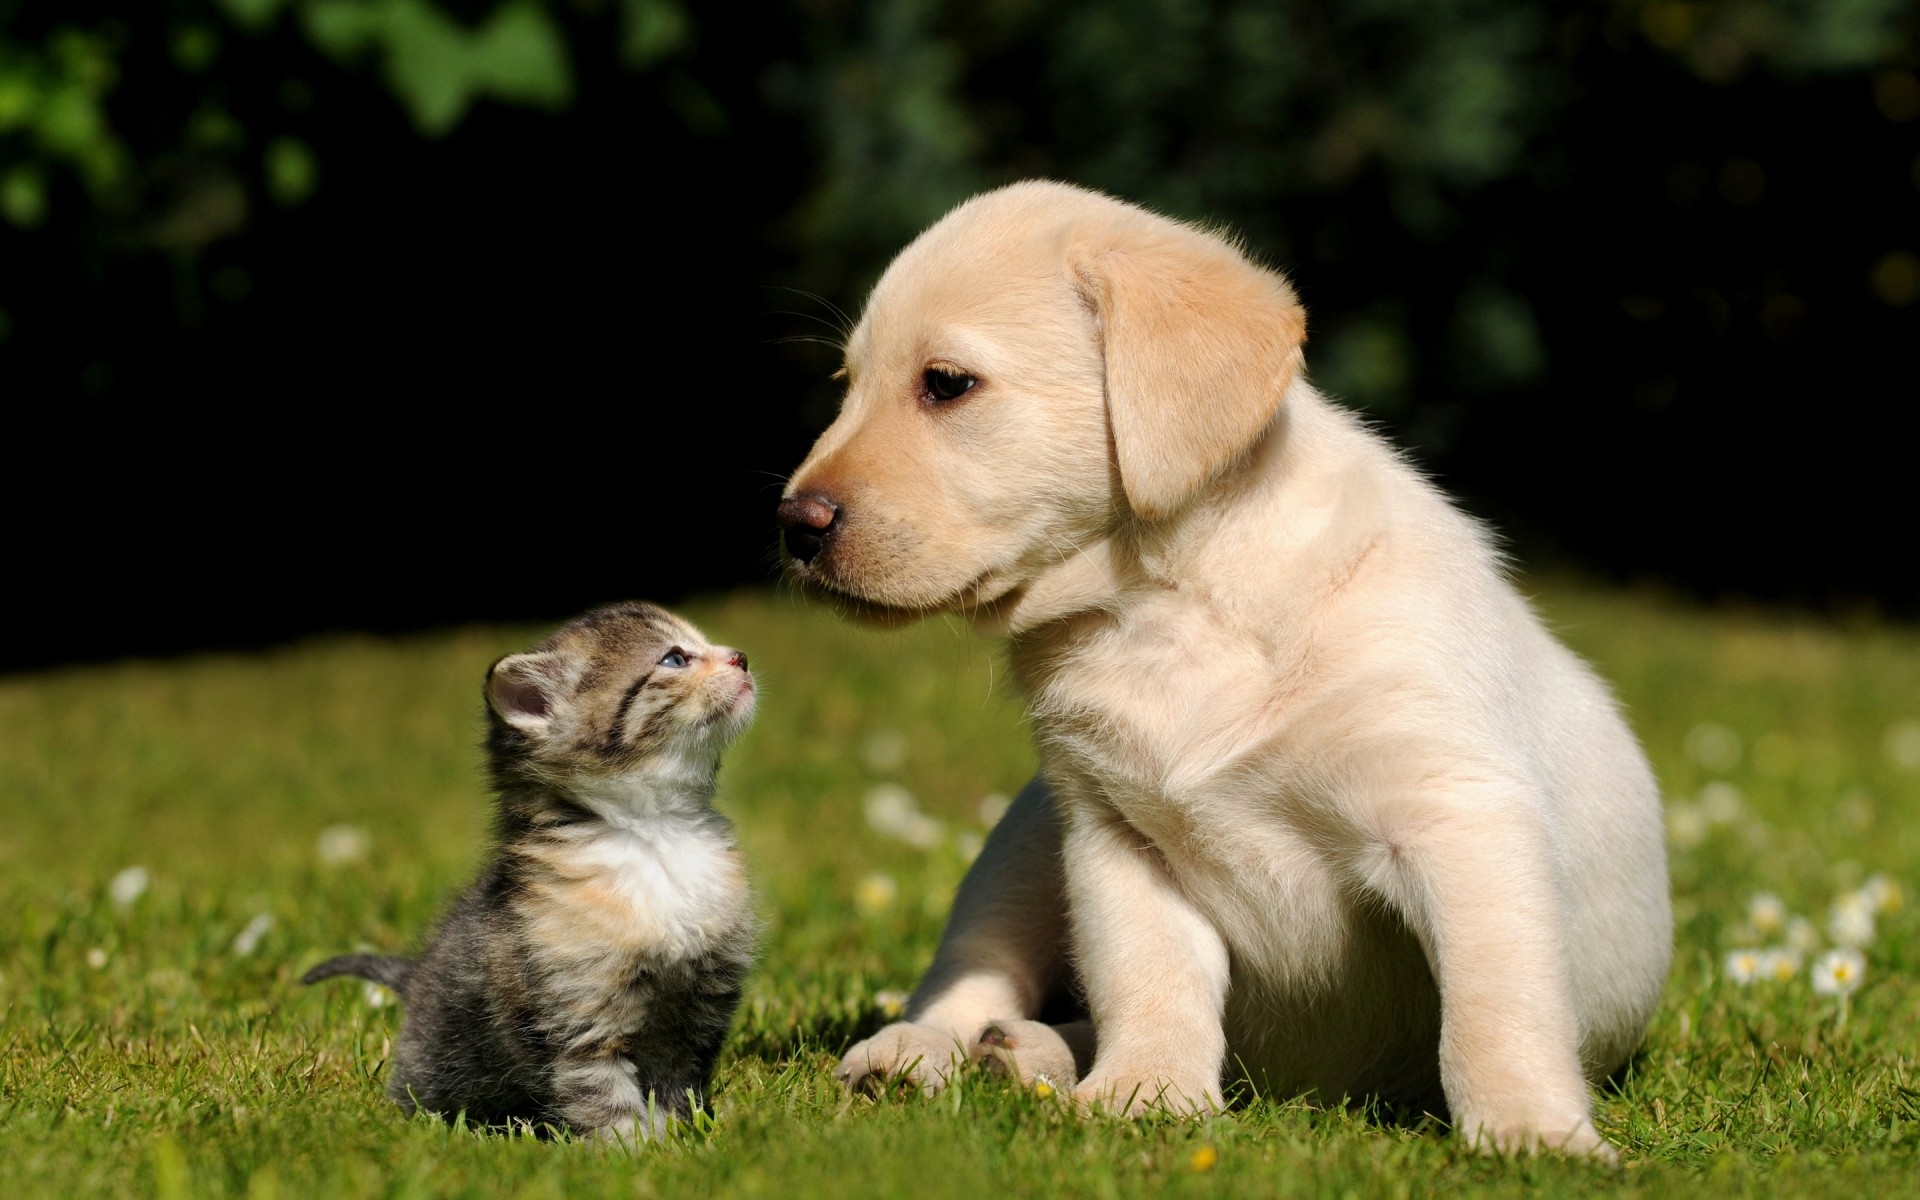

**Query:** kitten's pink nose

left=726, top=650, right=748, bottom=671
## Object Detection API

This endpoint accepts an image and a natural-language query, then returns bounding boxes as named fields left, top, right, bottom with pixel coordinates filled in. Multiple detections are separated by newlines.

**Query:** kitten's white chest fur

left=525, top=775, right=752, bottom=967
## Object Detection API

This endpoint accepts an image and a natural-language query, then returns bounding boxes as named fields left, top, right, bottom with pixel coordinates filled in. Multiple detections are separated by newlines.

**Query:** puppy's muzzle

left=776, top=493, right=841, bottom=566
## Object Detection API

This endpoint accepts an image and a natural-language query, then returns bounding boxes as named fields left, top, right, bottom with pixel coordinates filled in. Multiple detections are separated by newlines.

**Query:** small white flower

left=1666, top=802, right=1708, bottom=849
left=1884, top=720, right=1920, bottom=773
left=873, top=988, right=909, bottom=1019
left=1746, top=892, right=1787, bottom=936
left=1828, top=892, right=1876, bottom=948
left=109, top=866, right=150, bottom=908
left=1724, top=949, right=1764, bottom=984
left=854, top=872, right=898, bottom=914
left=860, top=729, right=908, bottom=774
left=1699, top=782, right=1744, bottom=825
left=1860, top=873, right=1904, bottom=915
left=86, top=947, right=109, bottom=970
left=363, top=981, right=394, bottom=1008
left=864, top=783, right=915, bottom=832
left=1759, top=948, right=1800, bottom=983
left=1684, top=722, right=1742, bottom=772
left=977, top=792, right=1011, bottom=827
left=317, top=824, right=370, bottom=866
left=1784, top=916, right=1820, bottom=954
left=953, top=831, right=985, bottom=862
left=231, top=913, right=274, bottom=957
left=1811, top=948, right=1866, bottom=996
left=863, top=784, right=943, bottom=848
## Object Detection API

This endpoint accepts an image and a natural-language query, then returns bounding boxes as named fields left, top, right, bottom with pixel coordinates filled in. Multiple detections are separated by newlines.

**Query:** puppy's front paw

left=972, top=1019, right=1093, bottom=1090
left=1460, top=1113, right=1620, bottom=1164
left=1072, top=1070, right=1221, bottom=1118
left=836, top=1022, right=969, bottom=1097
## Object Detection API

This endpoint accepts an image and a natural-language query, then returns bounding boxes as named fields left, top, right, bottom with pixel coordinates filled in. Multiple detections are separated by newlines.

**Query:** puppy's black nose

left=777, top=493, right=840, bottom=565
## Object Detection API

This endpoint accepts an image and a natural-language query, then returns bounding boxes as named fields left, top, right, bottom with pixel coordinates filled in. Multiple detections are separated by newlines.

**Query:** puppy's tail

left=301, top=953, right=414, bottom=995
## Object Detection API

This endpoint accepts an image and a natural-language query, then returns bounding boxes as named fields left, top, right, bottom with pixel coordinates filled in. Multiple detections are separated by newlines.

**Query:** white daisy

left=1699, top=782, right=1744, bottom=825
left=317, top=824, right=370, bottom=866
left=1759, top=948, right=1800, bottom=983
left=1860, top=873, right=1904, bottom=915
left=1746, top=892, right=1787, bottom=936
left=1828, top=892, right=1877, bottom=948
left=1784, top=916, right=1820, bottom=954
left=109, top=866, right=150, bottom=907
left=1884, top=719, right=1920, bottom=773
left=1811, top=948, right=1866, bottom=997
left=1666, top=802, right=1708, bottom=850
left=863, top=784, right=944, bottom=847
left=1723, top=948, right=1764, bottom=985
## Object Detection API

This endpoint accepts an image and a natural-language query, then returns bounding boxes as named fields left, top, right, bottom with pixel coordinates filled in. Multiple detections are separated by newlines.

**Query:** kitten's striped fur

left=302, top=602, right=759, bottom=1141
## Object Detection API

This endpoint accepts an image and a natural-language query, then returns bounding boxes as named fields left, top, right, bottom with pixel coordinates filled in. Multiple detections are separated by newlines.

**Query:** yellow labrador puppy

left=777, top=181, right=1668, bottom=1160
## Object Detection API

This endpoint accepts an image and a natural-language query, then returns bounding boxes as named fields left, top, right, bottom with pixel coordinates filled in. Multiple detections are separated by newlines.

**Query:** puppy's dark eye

left=922, top=368, right=976, bottom=403
left=659, top=648, right=689, bottom=668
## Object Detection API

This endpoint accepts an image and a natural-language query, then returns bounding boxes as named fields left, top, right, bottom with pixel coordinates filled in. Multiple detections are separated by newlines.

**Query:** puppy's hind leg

left=1376, top=783, right=1617, bottom=1162
left=838, top=775, right=1074, bottom=1097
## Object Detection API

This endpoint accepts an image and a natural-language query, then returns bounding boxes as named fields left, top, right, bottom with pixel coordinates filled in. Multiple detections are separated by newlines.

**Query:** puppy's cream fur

left=784, top=181, right=1670, bottom=1159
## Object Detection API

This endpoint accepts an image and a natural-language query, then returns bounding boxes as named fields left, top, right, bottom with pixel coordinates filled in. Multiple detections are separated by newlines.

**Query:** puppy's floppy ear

left=486, top=652, right=570, bottom=736
left=1069, top=217, right=1307, bottom=521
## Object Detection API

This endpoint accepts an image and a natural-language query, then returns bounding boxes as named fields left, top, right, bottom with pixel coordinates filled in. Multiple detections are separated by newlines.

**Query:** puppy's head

left=779, top=180, right=1306, bottom=623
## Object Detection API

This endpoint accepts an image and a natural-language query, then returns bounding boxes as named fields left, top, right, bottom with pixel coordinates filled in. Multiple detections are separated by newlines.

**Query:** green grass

left=2, top=581, right=1916, bottom=1198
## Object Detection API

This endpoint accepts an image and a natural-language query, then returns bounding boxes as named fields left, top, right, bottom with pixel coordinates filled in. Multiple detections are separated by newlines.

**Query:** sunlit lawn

left=2, top=580, right=1916, bottom=1197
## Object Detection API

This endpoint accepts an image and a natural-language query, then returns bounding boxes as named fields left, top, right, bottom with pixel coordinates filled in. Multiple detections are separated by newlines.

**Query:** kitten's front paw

left=1072, top=1070, right=1221, bottom=1118
left=972, top=1020, right=1092, bottom=1091
left=582, top=1110, right=670, bottom=1148
left=836, top=1022, right=970, bottom=1097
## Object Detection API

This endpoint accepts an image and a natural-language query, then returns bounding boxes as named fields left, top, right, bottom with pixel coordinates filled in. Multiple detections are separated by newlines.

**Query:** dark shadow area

left=6, top=3, right=1915, bottom=674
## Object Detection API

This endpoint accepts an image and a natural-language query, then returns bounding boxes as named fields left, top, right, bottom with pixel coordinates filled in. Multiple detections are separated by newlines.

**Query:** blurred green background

left=3, top=0, right=1917, bottom=671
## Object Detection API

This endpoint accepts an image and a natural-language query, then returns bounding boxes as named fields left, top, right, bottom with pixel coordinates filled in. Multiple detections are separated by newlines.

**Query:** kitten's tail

left=300, top=953, right=414, bottom=994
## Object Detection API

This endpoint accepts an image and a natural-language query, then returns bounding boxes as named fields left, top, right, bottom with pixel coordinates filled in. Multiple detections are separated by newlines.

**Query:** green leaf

left=0, top=74, right=38, bottom=132
left=469, top=0, right=573, bottom=110
left=2, top=165, right=49, bottom=230
left=218, top=0, right=291, bottom=32
left=380, top=0, right=477, bottom=135
left=621, top=0, right=691, bottom=68
left=170, top=26, right=223, bottom=73
left=300, top=0, right=390, bottom=60
left=265, top=136, right=319, bottom=206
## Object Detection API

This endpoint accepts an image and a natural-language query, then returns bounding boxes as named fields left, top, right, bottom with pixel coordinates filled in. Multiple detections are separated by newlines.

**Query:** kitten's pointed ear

left=487, top=652, right=567, bottom=736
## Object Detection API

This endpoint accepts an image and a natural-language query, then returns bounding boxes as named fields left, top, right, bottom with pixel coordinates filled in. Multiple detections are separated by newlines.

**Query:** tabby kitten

left=303, top=602, right=759, bottom=1141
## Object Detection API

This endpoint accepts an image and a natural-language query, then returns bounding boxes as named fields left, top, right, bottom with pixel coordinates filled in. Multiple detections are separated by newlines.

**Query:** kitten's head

left=483, top=602, right=755, bottom=785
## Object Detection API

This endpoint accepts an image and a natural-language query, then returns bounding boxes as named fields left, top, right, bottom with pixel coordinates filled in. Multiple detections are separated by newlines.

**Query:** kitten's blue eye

left=659, top=648, right=689, bottom=668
